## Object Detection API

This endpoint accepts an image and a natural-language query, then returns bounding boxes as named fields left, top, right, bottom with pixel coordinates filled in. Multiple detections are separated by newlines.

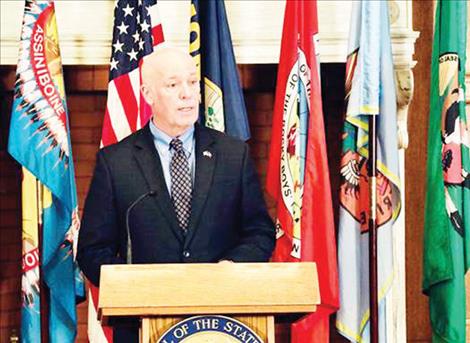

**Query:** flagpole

left=37, top=180, right=49, bottom=343
left=368, top=115, right=379, bottom=343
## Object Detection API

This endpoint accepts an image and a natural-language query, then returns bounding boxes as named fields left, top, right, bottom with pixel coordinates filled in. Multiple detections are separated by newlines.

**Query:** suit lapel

left=185, top=124, right=216, bottom=248
left=133, top=125, right=183, bottom=242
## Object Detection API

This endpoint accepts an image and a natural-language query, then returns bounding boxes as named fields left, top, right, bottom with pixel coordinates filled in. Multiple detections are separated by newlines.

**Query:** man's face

left=141, top=51, right=200, bottom=136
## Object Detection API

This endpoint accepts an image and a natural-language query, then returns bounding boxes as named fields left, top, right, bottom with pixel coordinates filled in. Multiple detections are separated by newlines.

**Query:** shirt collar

left=149, top=119, right=195, bottom=152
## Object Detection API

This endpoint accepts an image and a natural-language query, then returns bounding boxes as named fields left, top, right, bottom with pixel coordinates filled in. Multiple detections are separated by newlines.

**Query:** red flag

left=266, top=1, right=339, bottom=341
left=88, top=1, right=164, bottom=341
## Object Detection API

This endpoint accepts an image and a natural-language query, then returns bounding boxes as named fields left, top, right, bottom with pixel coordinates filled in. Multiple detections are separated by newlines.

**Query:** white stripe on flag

left=107, top=81, right=132, bottom=141
left=128, top=69, right=142, bottom=130
left=87, top=290, right=108, bottom=343
left=148, top=3, right=161, bottom=27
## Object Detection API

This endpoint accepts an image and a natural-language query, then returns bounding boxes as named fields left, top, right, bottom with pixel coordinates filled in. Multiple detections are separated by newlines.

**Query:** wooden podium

left=98, top=262, right=319, bottom=342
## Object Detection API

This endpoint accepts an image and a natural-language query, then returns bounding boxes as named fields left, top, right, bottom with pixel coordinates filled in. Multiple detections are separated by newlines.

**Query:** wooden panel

left=149, top=317, right=183, bottom=342
left=99, top=263, right=319, bottom=320
left=141, top=318, right=151, bottom=343
left=266, top=315, right=275, bottom=343
left=101, top=305, right=315, bottom=319
left=233, top=316, right=269, bottom=342
left=406, top=1, right=434, bottom=341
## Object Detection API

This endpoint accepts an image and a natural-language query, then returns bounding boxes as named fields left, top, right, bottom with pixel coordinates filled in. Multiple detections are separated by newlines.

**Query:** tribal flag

left=423, top=1, right=469, bottom=342
left=335, top=2, right=401, bottom=342
left=88, top=0, right=165, bottom=341
left=189, top=0, right=250, bottom=141
left=7, top=1, right=85, bottom=342
left=266, top=1, right=338, bottom=341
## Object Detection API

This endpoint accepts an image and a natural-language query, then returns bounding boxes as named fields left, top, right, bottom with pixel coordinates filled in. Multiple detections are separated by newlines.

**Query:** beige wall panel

left=1, top=0, right=416, bottom=65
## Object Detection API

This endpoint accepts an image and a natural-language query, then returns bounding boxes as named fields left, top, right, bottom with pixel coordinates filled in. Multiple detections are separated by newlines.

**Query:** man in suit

left=77, top=48, right=275, bottom=342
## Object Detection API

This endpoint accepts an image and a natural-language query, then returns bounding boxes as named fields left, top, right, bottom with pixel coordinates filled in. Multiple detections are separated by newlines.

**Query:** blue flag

left=8, top=1, right=85, bottom=342
left=336, top=1, right=401, bottom=342
left=189, top=0, right=250, bottom=141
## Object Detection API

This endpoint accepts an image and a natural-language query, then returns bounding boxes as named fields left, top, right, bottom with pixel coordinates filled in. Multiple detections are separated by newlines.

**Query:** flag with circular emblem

left=423, top=1, right=469, bottom=342
left=266, top=1, right=339, bottom=341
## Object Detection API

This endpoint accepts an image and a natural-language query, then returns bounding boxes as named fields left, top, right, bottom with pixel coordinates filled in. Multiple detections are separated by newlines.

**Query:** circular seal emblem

left=157, top=315, right=264, bottom=343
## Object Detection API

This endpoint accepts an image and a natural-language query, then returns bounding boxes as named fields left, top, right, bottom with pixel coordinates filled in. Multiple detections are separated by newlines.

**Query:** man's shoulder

left=99, top=126, right=148, bottom=157
left=200, top=125, right=247, bottom=151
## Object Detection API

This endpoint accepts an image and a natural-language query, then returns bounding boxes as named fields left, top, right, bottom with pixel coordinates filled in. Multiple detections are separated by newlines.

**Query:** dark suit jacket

left=77, top=123, right=275, bottom=286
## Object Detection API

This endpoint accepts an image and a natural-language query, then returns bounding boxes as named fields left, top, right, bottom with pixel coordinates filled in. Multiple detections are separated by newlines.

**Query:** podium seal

left=157, top=315, right=264, bottom=343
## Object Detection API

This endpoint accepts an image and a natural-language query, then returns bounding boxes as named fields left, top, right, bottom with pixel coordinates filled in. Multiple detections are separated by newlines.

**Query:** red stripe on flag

left=90, top=284, right=113, bottom=342
left=113, top=75, right=139, bottom=132
left=152, top=24, right=164, bottom=46
left=101, top=108, right=118, bottom=147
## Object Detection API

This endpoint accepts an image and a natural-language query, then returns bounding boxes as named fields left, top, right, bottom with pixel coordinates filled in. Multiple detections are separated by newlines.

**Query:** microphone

left=125, top=190, right=156, bottom=264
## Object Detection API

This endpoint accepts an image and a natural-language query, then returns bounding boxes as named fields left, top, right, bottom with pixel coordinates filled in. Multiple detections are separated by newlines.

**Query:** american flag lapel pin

left=203, top=150, right=212, bottom=158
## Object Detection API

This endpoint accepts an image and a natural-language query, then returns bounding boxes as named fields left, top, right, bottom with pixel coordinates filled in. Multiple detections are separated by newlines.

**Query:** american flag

left=88, top=1, right=164, bottom=342
left=101, top=0, right=164, bottom=147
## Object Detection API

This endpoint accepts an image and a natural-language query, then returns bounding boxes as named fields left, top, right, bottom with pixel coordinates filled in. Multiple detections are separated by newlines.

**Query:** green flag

left=423, top=1, right=469, bottom=342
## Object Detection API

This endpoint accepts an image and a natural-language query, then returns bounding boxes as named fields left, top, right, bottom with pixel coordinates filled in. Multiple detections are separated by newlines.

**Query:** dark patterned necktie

left=169, top=138, right=192, bottom=230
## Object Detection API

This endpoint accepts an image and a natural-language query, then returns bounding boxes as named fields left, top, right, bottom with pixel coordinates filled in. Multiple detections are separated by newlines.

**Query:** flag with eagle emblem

left=335, top=2, right=401, bottom=342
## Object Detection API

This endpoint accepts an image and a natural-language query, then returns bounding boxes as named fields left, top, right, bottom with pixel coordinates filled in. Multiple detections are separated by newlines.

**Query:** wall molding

left=1, top=1, right=418, bottom=66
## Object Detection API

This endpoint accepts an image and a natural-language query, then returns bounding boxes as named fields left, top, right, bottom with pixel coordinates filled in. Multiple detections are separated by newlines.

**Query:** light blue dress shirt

left=149, top=120, right=196, bottom=195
